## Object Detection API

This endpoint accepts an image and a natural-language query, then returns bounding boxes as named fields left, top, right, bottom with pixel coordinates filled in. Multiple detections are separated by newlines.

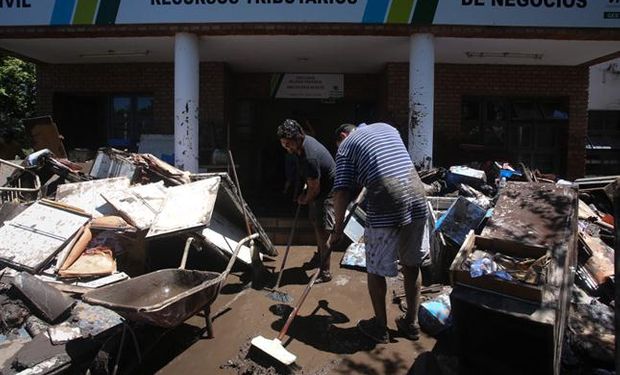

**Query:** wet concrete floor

left=155, top=246, right=442, bottom=375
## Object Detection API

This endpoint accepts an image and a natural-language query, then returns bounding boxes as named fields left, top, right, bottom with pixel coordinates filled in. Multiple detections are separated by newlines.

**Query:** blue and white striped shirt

left=334, top=123, right=427, bottom=228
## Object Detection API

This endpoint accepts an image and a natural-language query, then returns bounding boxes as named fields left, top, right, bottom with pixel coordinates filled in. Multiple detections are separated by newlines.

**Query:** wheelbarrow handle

left=179, top=237, right=194, bottom=270
left=222, top=233, right=260, bottom=279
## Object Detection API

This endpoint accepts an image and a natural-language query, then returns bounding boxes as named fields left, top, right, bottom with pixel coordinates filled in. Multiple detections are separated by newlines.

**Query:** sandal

left=357, top=318, right=389, bottom=344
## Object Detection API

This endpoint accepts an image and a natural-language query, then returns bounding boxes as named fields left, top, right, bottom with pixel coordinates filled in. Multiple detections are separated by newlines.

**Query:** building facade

left=0, top=1, right=619, bottom=210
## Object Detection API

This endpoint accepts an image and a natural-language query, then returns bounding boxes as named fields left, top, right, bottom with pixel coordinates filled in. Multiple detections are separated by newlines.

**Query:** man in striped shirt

left=329, top=122, right=428, bottom=343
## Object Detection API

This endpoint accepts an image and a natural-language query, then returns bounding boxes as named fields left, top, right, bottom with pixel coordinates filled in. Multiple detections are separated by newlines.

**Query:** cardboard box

left=449, top=231, right=548, bottom=303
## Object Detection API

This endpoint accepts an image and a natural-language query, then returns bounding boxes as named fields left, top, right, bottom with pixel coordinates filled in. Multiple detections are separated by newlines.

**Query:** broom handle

left=228, top=150, right=252, bottom=236
left=276, top=267, right=321, bottom=341
left=274, top=202, right=301, bottom=289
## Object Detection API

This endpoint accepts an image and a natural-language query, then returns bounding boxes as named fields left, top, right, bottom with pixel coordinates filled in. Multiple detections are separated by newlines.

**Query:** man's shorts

left=308, top=193, right=335, bottom=232
left=365, top=217, right=428, bottom=277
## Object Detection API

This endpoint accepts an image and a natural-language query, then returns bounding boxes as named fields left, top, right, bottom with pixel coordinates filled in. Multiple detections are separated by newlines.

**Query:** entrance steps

left=257, top=216, right=317, bottom=246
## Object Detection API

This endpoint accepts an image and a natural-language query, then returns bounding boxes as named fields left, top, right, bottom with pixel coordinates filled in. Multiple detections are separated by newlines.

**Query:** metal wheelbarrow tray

left=83, top=233, right=259, bottom=337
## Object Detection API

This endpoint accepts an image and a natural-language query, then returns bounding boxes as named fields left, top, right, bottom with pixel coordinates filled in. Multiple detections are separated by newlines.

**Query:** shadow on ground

left=406, top=327, right=459, bottom=375
left=268, top=300, right=379, bottom=356
left=89, top=323, right=204, bottom=375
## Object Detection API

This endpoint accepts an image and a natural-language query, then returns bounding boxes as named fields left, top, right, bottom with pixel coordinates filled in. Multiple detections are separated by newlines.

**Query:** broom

left=250, top=266, right=321, bottom=366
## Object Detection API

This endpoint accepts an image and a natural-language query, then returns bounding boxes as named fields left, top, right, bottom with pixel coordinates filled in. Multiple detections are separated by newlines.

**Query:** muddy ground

left=139, top=246, right=457, bottom=375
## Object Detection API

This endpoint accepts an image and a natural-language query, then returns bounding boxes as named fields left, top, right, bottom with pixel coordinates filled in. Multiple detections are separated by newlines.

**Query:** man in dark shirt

left=277, top=119, right=335, bottom=283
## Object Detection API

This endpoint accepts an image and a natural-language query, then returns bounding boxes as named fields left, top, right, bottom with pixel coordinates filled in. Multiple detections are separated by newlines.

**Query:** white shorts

left=365, top=217, right=428, bottom=277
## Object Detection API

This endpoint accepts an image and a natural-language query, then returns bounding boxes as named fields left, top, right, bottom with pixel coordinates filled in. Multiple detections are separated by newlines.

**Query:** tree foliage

left=0, top=56, right=36, bottom=136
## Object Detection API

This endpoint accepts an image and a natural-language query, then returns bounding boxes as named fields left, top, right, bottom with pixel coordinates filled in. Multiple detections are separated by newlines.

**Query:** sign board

left=0, top=0, right=617, bottom=27
left=272, top=74, right=344, bottom=99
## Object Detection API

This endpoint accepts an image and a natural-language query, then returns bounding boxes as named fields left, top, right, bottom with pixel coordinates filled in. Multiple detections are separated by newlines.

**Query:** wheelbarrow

left=83, top=232, right=259, bottom=339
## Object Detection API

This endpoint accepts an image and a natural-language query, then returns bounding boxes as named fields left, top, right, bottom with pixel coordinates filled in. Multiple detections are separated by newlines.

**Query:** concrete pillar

left=409, top=33, right=435, bottom=169
left=174, top=32, right=200, bottom=172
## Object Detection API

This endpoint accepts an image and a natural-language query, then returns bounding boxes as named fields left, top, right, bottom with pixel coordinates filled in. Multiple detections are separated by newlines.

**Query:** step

left=258, top=216, right=317, bottom=246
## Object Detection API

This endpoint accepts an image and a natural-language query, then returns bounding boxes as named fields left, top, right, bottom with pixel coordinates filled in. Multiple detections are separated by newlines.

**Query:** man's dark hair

left=277, top=119, right=304, bottom=140
left=334, top=123, right=356, bottom=141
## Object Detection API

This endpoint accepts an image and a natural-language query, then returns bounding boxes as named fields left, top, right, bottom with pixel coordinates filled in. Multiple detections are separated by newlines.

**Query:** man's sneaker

left=395, top=315, right=420, bottom=341
left=357, top=318, right=389, bottom=344
left=315, top=270, right=332, bottom=284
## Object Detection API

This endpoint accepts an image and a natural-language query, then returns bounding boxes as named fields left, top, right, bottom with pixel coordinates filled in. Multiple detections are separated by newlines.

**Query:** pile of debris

left=1, top=124, right=616, bottom=375
left=339, top=161, right=615, bottom=374
left=0, top=147, right=275, bottom=374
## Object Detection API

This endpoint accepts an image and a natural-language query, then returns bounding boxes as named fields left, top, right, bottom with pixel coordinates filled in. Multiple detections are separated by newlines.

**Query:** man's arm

left=298, top=178, right=320, bottom=205
left=328, top=189, right=351, bottom=248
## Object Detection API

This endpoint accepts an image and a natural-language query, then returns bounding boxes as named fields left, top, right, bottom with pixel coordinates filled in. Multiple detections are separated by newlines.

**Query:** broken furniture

left=0, top=200, right=90, bottom=273
left=90, top=147, right=191, bottom=186
left=436, top=196, right=487, bottom=247
left=146, top=177, right=220, bottom=238
left=450, top=181, right=578, bottom=375
left=191, top=173, right=277, bottom=258
left=451, top=232, right=549, bottom=303
left=0, top=158, right=41, bottom=204
left=23, top=116, right=67, bottom=159
left=575, top=220, right=615, bottom=300
left=55, top=177, right=131, bottom=218
left=340, top=204, right=367, bottom=269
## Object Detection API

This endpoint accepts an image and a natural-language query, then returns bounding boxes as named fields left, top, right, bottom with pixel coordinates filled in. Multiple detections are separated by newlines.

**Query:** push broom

left=250, top=266, right=321, bottom=366
left=265, top=202, right=301, bottom=303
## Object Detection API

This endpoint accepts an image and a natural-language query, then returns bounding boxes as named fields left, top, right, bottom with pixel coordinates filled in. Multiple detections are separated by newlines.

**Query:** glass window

left=511, top=101, right=542, bottom=120
left=536, top=125, right=556, bottom=148
left=461, top=96, right=568, bottom=175
left=462, top=101, right=480, bottom=121
left=519, top=124, right=532, bottom=148
left=110, top=96, right=131, bottom=139
left=540, top=102, right=568, bottom=120
left=107, top=95, right=153, bottom=150
left=487, top=123, right=505, bottom=145
left=486, top=101, right=506, bottom=121
left=135, top=96, right=153, bottom=134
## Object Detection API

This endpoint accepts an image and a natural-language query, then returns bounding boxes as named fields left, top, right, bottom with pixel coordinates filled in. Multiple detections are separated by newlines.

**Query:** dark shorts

left=308, top=193, right=335, bottom=232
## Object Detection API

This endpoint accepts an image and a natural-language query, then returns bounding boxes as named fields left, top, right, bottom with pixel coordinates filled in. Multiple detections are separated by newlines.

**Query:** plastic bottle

left=498, top=176, right=507, bottom=189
